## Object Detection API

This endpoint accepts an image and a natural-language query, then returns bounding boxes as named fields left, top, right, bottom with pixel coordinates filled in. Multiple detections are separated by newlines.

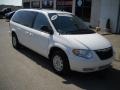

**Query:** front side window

left=33, top=13, right=50, bottom=31
left=48, top=13, right=95, bottom=34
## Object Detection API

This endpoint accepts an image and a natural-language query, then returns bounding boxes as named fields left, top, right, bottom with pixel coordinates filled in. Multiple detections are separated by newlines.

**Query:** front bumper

left=67, top=51, right=114, bottom=73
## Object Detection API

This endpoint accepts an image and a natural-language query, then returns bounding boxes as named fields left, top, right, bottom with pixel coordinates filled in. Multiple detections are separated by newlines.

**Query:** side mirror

left=41, top=26, right=54, bottom=35
left=89, top=25, right=92, bottom=28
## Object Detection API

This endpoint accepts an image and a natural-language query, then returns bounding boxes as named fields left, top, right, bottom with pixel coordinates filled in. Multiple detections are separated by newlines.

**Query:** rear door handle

left=25, top=31, right=29, bottom=34
left=29, top=32, right=33, bottom=36
left=17, top=27, right=21, bottom=30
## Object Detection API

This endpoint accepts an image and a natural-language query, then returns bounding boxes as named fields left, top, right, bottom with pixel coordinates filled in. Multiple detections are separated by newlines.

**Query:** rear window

left=12, top=10, right=37, bottom=27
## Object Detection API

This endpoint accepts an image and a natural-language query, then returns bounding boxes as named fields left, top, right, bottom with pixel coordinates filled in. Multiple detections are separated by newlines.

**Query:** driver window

left=33, top=13, right=50, bottom=31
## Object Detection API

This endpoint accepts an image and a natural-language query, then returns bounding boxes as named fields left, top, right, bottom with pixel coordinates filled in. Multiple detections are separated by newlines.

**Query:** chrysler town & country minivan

left=10, top=9, right=114, bottom=74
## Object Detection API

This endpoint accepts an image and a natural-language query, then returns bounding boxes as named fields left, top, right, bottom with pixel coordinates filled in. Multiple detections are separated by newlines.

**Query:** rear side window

left=33, top=13, right=50, bottom=31
left=12, top=11, right=37, bottom=27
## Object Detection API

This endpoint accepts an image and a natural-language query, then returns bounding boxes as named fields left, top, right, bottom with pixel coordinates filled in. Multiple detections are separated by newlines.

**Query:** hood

left=61, top=33, right=111, bottom=50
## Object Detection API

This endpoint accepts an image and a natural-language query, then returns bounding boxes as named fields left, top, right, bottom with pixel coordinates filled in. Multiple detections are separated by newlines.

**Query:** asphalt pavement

left=0, top=19, right=120, bottom=90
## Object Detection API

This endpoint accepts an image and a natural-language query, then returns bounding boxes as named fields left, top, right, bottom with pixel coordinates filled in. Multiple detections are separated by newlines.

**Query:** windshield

left=48, top=13, right=95, bottom=34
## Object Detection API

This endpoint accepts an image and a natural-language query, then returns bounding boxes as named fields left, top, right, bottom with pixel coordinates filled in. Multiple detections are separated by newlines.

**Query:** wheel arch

left=49, top=45, right=71, bottom=73
left=49, top=46, right=68, bottom=60
left=11, top=31, right=16, bottom=36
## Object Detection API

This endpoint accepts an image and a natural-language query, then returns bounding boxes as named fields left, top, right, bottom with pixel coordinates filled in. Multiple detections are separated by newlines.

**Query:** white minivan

left=10, top=9, right=114, bottom=74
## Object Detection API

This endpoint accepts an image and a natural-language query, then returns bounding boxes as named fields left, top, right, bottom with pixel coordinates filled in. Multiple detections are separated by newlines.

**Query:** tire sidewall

left=12, top=34, right=19, bottom=49
left=51, top=51, right=70, bottom=74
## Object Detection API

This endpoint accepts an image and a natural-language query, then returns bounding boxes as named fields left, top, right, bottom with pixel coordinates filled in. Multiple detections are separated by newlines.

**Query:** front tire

left=51, top=50, right=70, bottom=75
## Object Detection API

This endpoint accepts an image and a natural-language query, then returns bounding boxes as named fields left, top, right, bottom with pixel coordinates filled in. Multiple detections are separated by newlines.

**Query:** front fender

left=48, top=42, right=71, bottom=58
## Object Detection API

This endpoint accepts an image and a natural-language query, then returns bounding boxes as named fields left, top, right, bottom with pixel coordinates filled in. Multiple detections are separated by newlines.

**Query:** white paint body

left=10, top=9, right=114, bottom=72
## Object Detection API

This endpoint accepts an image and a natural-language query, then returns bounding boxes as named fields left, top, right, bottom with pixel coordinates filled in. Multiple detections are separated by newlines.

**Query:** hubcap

left=53, top=55, right=63, bottom=72
left=12, top=36, right=17, bottom=47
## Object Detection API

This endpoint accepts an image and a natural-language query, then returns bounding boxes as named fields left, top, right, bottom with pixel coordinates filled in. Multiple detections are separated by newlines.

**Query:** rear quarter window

left=11, top=10, right=37, bottom=27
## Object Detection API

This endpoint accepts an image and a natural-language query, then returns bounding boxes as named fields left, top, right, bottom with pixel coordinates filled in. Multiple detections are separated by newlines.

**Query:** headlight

left=72, top=49, right=93, bottom=59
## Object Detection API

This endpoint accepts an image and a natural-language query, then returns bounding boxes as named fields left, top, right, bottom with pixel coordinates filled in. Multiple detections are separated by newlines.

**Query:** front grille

left=95, top=47, right=113, bottom=60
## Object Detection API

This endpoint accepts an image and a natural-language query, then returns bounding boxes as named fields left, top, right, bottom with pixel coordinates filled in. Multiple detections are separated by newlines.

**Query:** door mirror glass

left=41, top=25, right=54, bottom=35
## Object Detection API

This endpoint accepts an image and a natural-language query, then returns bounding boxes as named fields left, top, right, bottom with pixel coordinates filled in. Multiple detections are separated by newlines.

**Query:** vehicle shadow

left=17, top=46, right=120, bottom=90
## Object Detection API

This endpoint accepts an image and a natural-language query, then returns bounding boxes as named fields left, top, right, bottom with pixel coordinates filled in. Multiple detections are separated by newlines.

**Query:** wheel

left=12, top=34, right=20, bottom=49
left=51, top=50, right=70, bottom=75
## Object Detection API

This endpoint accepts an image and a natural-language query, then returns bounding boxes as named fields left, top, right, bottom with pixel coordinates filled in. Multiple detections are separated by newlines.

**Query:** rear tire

left=12, top=34, right=20, bottom=49
left=51, top=50, right=70, bottom=75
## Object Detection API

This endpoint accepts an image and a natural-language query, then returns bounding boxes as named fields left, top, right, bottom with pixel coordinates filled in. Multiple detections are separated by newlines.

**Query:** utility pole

left=53, top=0, right=56, bottom=9
left=30, top=0, right=32, bottom=8
left=72, top=0, right=76, bottom=15
left=40, top=0, right=42, bottom=8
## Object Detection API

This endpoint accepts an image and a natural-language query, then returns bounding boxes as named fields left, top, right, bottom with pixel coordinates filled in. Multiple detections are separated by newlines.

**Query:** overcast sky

left=0, top=0, right=22, bottom=6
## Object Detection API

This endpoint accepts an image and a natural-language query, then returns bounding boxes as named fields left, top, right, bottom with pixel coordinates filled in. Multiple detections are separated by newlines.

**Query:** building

left=22, top=0, right=120, bottom=33
left=91, top=0, right=120, bottom=33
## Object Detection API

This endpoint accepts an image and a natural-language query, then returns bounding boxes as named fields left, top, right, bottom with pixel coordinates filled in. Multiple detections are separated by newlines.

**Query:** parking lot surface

left=0, top=19, right=120, bottom=90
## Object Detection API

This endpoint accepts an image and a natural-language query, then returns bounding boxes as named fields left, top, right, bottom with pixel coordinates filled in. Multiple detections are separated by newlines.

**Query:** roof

left=17, top=9, right=72, bottom=14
